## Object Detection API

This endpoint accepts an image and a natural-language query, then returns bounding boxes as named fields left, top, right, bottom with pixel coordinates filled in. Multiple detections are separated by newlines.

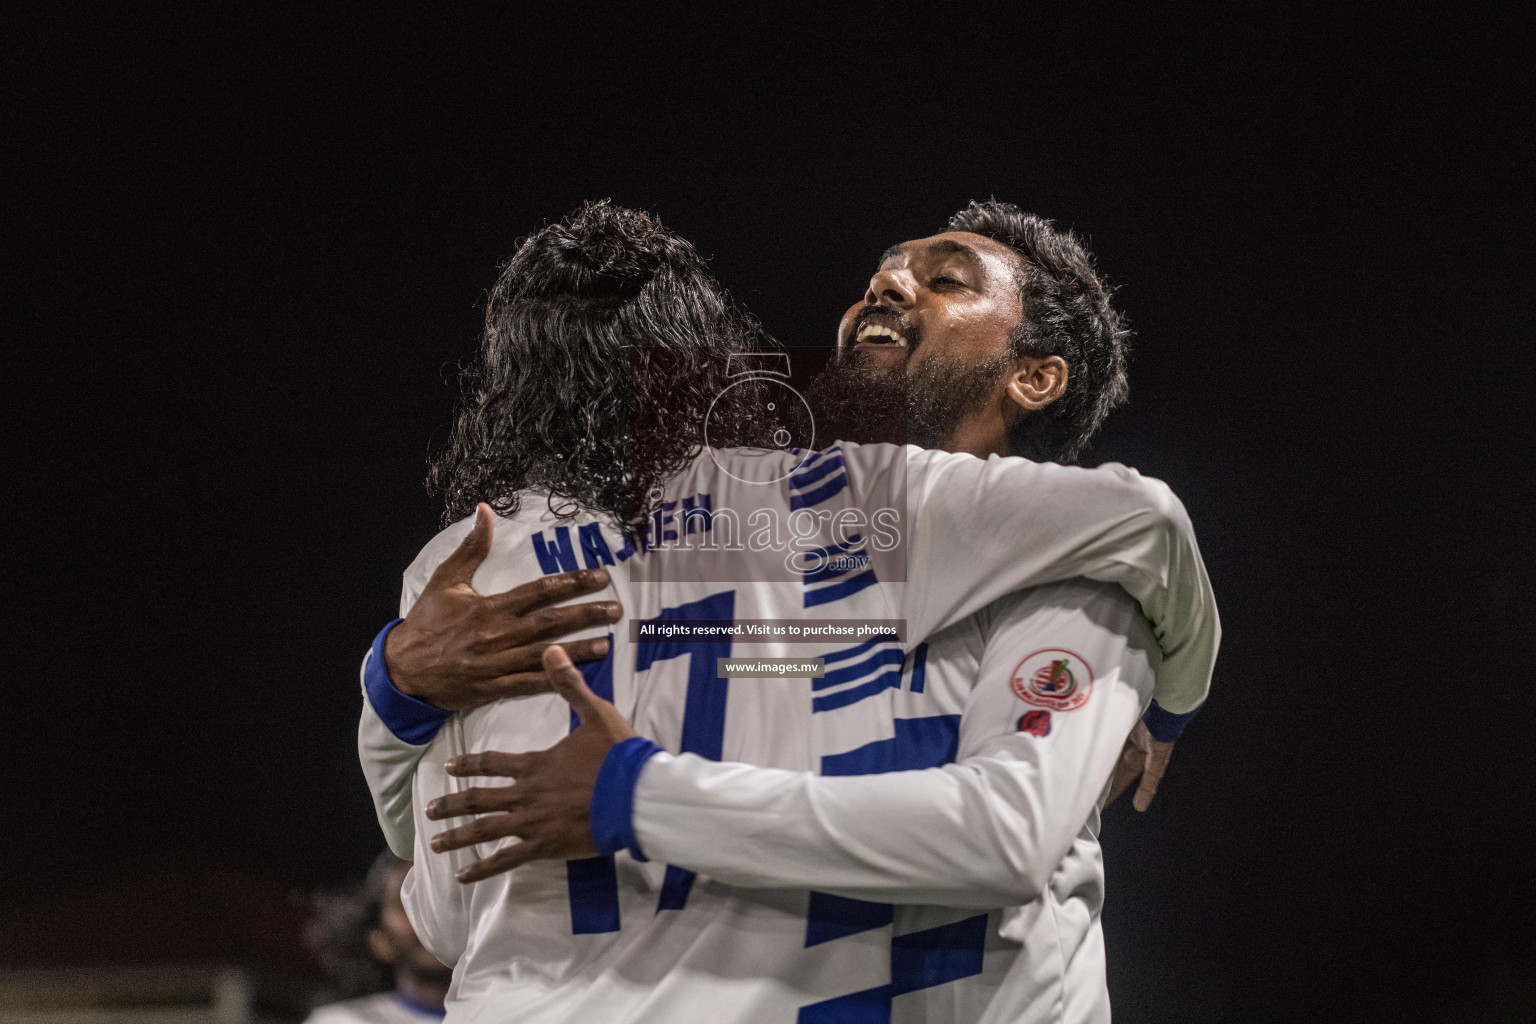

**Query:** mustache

left=847, top=305, right=920, bottom=353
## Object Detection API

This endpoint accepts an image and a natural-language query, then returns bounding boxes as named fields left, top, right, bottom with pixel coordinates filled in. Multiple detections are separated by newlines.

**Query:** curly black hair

left=428, top=200, right=773, bottom=532
left=946, top=200, right=1132, bottom=463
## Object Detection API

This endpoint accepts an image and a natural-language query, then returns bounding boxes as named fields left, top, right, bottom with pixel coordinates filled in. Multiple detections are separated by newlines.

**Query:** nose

left=866, top=266, right=917, bottom=309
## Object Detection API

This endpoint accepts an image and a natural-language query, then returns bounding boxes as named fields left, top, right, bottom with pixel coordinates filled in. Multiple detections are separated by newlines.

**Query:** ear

left=368, top=927, right=395, bottom=965
left=1005, top=356, right=1069, bottom=413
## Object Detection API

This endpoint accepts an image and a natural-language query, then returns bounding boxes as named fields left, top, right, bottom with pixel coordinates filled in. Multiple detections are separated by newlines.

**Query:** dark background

left=5, top=9, right=1531, bottom=1023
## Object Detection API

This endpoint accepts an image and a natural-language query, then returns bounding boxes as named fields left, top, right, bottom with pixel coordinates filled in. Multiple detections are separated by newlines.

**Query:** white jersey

left=358, top=442, right=1216, bottom=1023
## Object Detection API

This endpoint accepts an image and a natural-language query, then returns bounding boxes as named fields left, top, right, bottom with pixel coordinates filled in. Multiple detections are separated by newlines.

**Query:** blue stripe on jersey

left=813, top=647, right=906, bottom=691
left=796, top=914, right=990, bottom=1022
left=790, top=472, right=850, bottom=511
left=908, top=642, right=929, bottom=694
left=532, top=526, right=578, bottom=574
left=634, top=593, right=734, bottom=761
left=811, top=669, right=903, bottom=713
left=788, top=454, right=845, bottom=491
left=568, top=635, right=614, bottom=733
left=821, top=636, right=899, bottom=664
left=799, top=444, right=843, bottom=469
left=569, top=639, right=616, bottom=732
left=650, top=501, right=679, bottom=544
left=566, top=857, right=621, bottom=934
left=656, top=864, right=696, bottom=911
left=636, top=591, right=737, bottom=912
left=680, top=493, right=712, bottom=535
left=578, top=522, right=615, bottom=569
left=889, top=914, right=989, bottom=996
left=804, top=569, right=879, bottom=607
left=819, top=715, right=961, bottom=775
left=798, top=985, right=889, bottom=1023
left=805, top=892, right=894, bottom=948
left=565, top=642, right=621, bottom=933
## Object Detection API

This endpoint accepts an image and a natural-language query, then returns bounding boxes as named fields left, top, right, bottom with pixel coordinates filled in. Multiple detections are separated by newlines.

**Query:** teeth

left=856, top=323, right=907, bottom=347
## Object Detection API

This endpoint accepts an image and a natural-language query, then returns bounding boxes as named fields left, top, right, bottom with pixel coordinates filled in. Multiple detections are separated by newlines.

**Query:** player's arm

left=430, top=582, right=1156, bottom=907
left=358, top=505, right=619, bottom=854
left=869, top=444, right=1217, bottom=731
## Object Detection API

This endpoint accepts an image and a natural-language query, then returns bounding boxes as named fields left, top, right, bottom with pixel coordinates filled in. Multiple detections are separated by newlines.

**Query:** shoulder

left=986, top=580, right=1160, bottom=667
left=401, top=493, right=578, bottom=593
left=402, top=515, right=477, bottom=587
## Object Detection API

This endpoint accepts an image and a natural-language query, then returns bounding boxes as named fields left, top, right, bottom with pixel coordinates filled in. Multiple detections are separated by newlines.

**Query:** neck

left=941, top=412, right=1008, bottom=460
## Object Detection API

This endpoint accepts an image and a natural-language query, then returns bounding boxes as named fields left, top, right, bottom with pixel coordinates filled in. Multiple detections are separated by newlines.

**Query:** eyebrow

left=877, top=238, right=984, bottom=270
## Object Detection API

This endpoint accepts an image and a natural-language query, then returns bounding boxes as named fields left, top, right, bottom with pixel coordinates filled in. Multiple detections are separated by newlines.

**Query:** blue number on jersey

left=635, top=590, right=736, bottom=912
left=566, top=641, right=621, bottom=933
left=798, top=643, right=986, bottom=1020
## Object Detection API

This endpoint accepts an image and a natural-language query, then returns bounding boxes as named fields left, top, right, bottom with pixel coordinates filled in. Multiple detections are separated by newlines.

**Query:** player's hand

left=425, top=645, right=639, bottom=883
left=1107, top=720, right=1174, bottom=812
left=384, top=503, right=622, bottom=711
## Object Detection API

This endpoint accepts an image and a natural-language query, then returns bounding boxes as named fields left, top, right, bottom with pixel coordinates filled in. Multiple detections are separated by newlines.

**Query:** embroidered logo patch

left=1009, top=649, right=1093, bottom=712
left=1017, top=710, right=1052, bottom=736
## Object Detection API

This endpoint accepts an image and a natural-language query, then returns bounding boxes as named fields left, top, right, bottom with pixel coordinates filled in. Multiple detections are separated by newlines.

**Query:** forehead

left=883, top=231, right=1025, bottom=277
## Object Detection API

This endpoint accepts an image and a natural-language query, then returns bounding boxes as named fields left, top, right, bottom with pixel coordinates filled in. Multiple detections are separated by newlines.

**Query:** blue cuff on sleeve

left=590, top=736, right=665, bottom=861
left=1143, top=699, right=1199, bottom=743
left=364, top=619, right=452, bottom=746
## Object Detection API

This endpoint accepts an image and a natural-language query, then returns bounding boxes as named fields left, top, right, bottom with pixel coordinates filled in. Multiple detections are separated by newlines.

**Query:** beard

left=805, top=345, right=1010, bottom=451
left=804, top=347, right=909, bottom=447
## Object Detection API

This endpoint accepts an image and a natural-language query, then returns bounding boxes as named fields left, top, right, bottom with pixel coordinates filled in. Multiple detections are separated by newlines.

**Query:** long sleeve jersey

left=357, top=442, right=1217, bottom=1022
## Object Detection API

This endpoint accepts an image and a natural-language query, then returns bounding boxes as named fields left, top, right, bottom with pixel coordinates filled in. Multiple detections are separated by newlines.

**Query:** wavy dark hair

left=429, top=200, right=772, bottom=532
left=946, top=200, right=1132, bottom=463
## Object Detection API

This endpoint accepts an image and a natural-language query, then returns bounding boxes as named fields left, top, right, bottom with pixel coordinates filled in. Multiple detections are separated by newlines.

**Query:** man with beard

left=358, top=200, right=1217, bottom=1022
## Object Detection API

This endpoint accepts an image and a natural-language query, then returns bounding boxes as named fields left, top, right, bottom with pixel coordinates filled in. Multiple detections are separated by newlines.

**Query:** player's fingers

left=462, top=671, right=559, bottom=701
left=543, top=645, right=604, bottom=723
left=428, top=503, right=495, bottom=589
left=456, top=839, right=544, bottom=884
left=425, top=783, right=523, bottom=821
left=492, top=568, right=612, bottom=617
left=429, top=810, right=531, bottom=854
left=466, top=635, right=611, bottom=700
left=478, top=635, right=612, bottom=678
left=472, top=671, right=556, bottom=701
left=1106, top=743, right=1143, bottom=806
left=445, top=750, right=533, bottom=779
left=481, top=603, right=623, bottom=655
left=1133, top=739, right=1175, bottom=812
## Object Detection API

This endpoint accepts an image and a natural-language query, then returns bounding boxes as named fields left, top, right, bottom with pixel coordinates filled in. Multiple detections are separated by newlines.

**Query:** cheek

left=941, top=305, right=1017, bottom=360
left=836, top=303, right=864, bottom=346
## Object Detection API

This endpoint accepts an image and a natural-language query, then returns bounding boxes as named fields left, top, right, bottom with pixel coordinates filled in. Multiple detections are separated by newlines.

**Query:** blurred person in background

left=306, top=851, right=449, bottom=1023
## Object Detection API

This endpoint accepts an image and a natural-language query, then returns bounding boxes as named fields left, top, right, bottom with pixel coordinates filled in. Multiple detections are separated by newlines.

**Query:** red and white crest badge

left=1009, top=649, right=1094, bottom=712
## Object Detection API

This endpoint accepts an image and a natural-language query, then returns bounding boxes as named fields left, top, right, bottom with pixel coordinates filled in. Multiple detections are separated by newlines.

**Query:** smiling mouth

left=854, top=322, right=909, bottom=348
